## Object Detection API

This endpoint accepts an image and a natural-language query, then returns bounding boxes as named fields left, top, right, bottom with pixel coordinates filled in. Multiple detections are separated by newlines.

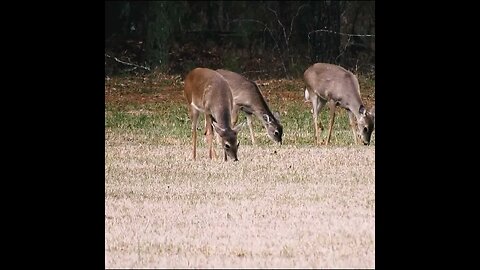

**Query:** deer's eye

left=225, top=143, right=230, bottom=149
left=363, top=127, right=368, bottom=133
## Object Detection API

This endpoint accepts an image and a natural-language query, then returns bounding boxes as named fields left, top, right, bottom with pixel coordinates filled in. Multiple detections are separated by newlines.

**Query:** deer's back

left=184, top=68, right=214, bottom=105
left=304, top=63, right=361, bottom=103
left=216, top=69, right=270, bottom=112
left=185, top=68, right=232, bottom=107
left=184, top=68, right=233, bottom=125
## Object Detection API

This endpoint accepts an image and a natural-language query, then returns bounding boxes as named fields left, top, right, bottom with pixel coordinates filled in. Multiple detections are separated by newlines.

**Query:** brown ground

left=105, top=71, right=375, bottom=109
left=105, top=144, right=375, bottom=268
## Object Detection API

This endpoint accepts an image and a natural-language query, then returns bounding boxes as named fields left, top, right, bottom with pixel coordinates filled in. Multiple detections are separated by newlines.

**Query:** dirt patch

left=105, top=73, right=375, bottom=107
left=105, top=72, right=185, bottom=105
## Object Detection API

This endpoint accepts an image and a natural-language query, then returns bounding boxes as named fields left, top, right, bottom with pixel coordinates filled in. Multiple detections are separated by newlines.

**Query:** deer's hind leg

left=325, top=100, right=337, bottom=145
left=311, top=95, right=327, bottom=145
left=190, top=107, right=200, bottom=160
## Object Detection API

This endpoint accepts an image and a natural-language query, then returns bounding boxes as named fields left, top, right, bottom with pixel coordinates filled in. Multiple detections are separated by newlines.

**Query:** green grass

left=105, top=100, right=375, bottom=147
left=105, top=102, right=189, bottom=145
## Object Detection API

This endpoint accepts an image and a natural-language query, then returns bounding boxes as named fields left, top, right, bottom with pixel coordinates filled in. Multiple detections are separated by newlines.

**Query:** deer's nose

left=234, top=158, right=238, bottom=162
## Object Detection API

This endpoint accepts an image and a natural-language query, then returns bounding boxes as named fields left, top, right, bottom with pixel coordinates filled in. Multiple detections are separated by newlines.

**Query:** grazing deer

left=216, top=69, right=283, bottom=145
left=184, top=68, right=243, bottom=161
left=303, top=63, right=374, bottom=145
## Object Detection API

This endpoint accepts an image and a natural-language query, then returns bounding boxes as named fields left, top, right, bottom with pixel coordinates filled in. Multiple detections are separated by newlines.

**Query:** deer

left=303, top=63, right=374, bottom=145
left=215, top=69, right=283, bottom=145
left=184, top=68, right=243, bottom=161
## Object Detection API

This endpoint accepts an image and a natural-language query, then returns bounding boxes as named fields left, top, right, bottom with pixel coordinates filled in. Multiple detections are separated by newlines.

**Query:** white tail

left=303, top=63, right=374, bottom=145
left=184, top=68, right=243, bottom=161
left=216, top=69, right=283, bottom=145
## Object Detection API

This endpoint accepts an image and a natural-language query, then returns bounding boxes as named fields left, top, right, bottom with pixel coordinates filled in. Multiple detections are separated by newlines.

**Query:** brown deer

left=184, top=68, right=243, bottom=161
left=216, top=69, right=283, bottom=145
left=303, top=63, right=374, bottom=145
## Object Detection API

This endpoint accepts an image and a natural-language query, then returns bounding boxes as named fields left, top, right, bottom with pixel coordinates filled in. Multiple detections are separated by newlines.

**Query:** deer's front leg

left=205, top=115, right=217, bottom=160
left=246, top=114, right=255, bottom=145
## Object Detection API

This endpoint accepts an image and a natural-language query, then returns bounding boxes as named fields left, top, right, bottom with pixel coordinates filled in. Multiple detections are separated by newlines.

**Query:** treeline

left=105, top=1, right=375, bottom=79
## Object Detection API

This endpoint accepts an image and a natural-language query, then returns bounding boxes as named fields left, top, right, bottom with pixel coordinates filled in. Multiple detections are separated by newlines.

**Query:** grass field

left=105, top=72, right=375, bottom=268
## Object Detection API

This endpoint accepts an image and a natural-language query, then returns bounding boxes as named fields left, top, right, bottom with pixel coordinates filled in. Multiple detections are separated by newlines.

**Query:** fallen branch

left=308, top=29, right=375, bottom=38
left=105, top=53, right=151, bottom=71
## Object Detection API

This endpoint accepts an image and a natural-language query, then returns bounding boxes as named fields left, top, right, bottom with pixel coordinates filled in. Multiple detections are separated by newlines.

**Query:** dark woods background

left=105, top=1, right=375, bottom=79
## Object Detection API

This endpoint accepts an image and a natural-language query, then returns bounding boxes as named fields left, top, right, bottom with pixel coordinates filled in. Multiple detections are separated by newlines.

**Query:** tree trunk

left=218, top=1, right=224, bottom=31
left=311, top=0, right=342, bottom=64
left=145, top=1, right=171, bottom=70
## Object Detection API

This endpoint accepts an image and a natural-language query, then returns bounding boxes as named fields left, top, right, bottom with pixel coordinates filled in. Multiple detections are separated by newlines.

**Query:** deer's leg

left=311, top=96, right=320, bottom=145
left=231, top=104, right=240, bottom=126
left=246, top=114, right=255, bottom=145
left=348, top=110, right=359, bottom=144
left=311, top=95, right=326, bottom=145
left=216, top=133, right=222, bottom=147
left=326, top=100, right=337, bottom=145
left=190, top=108, right=200, bottom=160
left=205, top=115, right=222, bottom=148
left=214, top=127, right=222, bottom=147
left=205, top=115, right=217, bottom=160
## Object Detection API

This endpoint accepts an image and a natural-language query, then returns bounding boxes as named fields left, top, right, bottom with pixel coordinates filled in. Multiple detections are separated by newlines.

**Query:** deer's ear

left=359, top=105, right=367, bottom=116
left=263, top=114, right=273, bottom=124
left=212, top=122, right=226, bottom=135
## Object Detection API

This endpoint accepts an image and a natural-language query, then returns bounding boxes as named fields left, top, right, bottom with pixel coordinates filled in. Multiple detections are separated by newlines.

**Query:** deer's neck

left=250, top=96, right=275, bottom=122
left=347, top=100, right=364, bottom=120
left=211, top=107, right=232, bottom=129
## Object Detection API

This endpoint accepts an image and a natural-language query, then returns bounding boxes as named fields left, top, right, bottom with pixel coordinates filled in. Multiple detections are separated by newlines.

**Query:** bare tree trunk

left=311, top=1, right=321, bottom=63
left=278, top=1, right=291, bottom=72
left=145, top=1, right=170, bottom=70
left=311, top=0, right=342, bottom=64
left=218, top=1, right=224, bottom=31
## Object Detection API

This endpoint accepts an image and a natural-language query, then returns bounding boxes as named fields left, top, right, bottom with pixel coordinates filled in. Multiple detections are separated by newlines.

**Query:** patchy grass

left=105, top=72, right=375, bottom=268
left=105, top=104, right=375, bottom=147
left=105, top=74, right=375, bottom=147
left=105, top=143, right=375, bottom=268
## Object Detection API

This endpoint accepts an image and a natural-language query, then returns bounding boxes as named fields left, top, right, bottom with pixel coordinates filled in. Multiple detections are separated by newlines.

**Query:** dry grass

left=105, top=140, right=375, bottom=268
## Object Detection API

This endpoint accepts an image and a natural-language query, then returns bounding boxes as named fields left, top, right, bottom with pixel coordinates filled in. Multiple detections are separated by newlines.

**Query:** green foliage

left=145, top=1, right=188, bottom=70
left=223, top=55, right=241, bottom=73
left=106, top=1, right=375, bottom=77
